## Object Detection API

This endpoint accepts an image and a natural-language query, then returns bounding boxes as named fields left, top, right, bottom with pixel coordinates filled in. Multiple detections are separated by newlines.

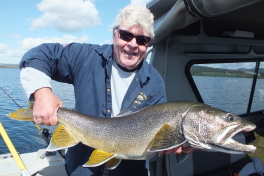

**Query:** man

left=20, top=5, right=193, bottom=176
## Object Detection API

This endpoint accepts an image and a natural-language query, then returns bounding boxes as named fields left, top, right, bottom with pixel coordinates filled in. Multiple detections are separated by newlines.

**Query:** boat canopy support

left=148, top=0, right=262, bottom=44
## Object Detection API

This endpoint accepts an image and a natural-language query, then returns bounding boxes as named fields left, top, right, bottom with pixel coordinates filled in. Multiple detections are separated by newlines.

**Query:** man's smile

left=124, top=50, right=137, bottom=56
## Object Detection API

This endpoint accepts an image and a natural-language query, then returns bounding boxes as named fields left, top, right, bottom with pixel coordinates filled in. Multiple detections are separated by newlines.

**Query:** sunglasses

left=116, top=28, right=151, bottom=46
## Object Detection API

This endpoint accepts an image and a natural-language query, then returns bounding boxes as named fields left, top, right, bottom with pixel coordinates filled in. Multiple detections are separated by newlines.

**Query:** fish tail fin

left=46, top=124, right=79, bottom=151
left=7, top=107, right=34, bottom=121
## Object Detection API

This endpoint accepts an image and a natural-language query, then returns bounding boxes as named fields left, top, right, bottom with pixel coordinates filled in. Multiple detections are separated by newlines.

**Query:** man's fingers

left=159, top=146, right=194, bottom=156
left=160, top=147, right=183, bottom=155
left=172, top=147, right=182, bottom=154
left=33, top=113, right=58, bottom=126
left=182, top=146, right=194, bottom=153
left=49, top=111, right=59, bottom=126
left=33, top=116, right=45, bottom=125
left=34, top=118, right=44, bottom=125
left=33, top=88, right=62, bottom=126
left=158, top=151, right=165, bottom=156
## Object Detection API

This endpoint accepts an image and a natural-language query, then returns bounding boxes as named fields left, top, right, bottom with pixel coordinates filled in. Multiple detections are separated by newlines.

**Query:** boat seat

left=165, top=133, right=247, bottom=176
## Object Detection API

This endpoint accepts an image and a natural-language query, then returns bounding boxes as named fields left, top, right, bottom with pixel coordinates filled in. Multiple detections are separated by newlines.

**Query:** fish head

left=182, top=103, right=256, bottom=154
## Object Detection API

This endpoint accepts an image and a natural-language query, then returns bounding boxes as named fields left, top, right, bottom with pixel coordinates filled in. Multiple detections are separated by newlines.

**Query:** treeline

left=191, top=66, right=264, bottom=79
left=0, top=64, right=19, bottom=69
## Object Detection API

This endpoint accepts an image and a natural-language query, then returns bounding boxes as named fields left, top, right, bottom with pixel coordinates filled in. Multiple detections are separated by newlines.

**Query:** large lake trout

left=7, top=101, right=256, bottom=169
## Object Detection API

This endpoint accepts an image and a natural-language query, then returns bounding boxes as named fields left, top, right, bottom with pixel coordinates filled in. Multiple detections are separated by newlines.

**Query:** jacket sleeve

left=20, top=67, right=51, bottom=100
left=19, top=43, right=93, bottom=84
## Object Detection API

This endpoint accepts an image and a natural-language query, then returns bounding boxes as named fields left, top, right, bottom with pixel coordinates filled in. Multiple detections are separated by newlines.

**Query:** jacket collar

left=95, top=44, right=113, bottom=61
left=137, top=60, right=150, bottom=85
left=96, top=44, right=150, bottom=84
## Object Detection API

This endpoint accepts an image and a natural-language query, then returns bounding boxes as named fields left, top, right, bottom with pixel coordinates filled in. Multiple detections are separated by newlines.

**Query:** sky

left=0, top=0, right=259, bottom=70
left=0, top=0, right=151, bottom=64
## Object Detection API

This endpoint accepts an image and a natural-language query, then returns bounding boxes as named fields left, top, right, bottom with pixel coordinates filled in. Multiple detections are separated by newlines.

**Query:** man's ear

left=112, top=29, right=117, bottom=43
left=113, top=28, right=116, bottom=39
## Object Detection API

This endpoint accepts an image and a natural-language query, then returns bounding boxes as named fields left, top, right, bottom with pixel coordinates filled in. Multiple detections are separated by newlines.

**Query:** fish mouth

left=186, top=123, right=256, bottom=154
left=212, top=137, right=256, bottom=154
left=210, top=124, right=256, bottom=154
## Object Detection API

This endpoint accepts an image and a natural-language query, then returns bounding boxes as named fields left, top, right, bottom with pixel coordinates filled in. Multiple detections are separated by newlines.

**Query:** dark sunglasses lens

left=120, top=30, right=134, bottom=42
left=136, top=36, right=150, bottom=45
left=118, top=29, right=150, bottom=45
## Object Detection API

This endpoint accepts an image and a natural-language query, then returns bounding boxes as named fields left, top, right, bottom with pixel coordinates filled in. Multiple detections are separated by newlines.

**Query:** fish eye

left=226, top=113, right=234, bottom=121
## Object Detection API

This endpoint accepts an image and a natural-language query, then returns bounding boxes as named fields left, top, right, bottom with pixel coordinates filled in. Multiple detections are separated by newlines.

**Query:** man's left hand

left=158, top=146, right=194, bottom=155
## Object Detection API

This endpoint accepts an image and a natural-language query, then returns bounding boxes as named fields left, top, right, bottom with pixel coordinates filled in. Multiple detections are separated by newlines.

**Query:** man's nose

left=127, top=38, right=138, bottom=48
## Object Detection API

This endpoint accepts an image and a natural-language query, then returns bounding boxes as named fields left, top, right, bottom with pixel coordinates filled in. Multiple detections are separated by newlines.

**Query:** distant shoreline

left=0, top=65, right=19, bottom=69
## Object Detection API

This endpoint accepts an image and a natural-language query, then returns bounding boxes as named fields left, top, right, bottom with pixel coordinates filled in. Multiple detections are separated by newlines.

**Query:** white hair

left=113, top=5, right=155, bottom=38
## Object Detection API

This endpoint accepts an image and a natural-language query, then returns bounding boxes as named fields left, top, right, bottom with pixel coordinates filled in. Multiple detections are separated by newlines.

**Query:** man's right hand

left=33, top=87, right=62, bottom=126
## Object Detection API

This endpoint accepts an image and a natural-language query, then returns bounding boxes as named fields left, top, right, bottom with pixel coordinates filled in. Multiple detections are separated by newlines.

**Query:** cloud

left=20, top=35, right=89, bottom=50
left=0, top=35, right=89, bottom=64
left=107, top=24, right=114, bottom=32
left=6, top=34, right=20, bottom=39
left=130, top=0, right=152, bottom=6
left=0, top=44, right=9, bottom=54
left=100, top=39, right=111, bottom=45
left=30, top=0, right=101, bottom=32
left=0, top=44, right=25, bottom=64
left=13, top=35, right=20, bottom=39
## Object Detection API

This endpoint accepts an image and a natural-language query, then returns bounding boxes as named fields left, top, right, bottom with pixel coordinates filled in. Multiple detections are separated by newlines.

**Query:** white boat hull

left=0, top=149, right=67, bottom=176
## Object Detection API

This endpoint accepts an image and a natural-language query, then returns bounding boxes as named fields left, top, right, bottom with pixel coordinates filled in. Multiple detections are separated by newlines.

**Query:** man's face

left=113, top=20, right=149, bottom=70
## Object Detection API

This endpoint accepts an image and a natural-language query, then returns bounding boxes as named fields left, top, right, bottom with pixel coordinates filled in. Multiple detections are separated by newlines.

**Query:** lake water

left=0, top=68, right=75, bottom=154
left=193, top=76, right=264, bottom=115
left=1, top=68, right=264, bottom=155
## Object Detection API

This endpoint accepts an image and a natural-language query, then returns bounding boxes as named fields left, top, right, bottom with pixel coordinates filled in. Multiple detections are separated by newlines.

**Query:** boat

left=1, top=0, right=264, bottom=175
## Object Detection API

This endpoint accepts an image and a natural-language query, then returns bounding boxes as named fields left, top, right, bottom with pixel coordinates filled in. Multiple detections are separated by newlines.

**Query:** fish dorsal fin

left=46, top=124, right=79, bottom=151
left=7, top=108, right=33, bottom=121
left=106, top=158, right=122, bottom=170
left=83, top=150, right=115, bottom=167
left=148, top=123, right=187, bottom=152
left=116, top=107, right=148, bottom=117
left=116, top=110, right=133, bottom=117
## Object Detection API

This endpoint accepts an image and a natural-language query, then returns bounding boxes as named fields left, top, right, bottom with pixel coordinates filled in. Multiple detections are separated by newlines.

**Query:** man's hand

left=158, top=146, right=194, bottom=156
left=33, top=87, right=62, bottom=126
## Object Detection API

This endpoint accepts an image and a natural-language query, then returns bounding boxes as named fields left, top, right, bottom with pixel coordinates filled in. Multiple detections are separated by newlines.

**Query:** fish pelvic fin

left=46, top=124, right=79, bottom=151
left=106, top=158, right=122, bottom=170
left=83, top=150, right=115, bottom=167
left=7, top=108, right=34, bottom=121
left=148, top=123, right=187, bottom=152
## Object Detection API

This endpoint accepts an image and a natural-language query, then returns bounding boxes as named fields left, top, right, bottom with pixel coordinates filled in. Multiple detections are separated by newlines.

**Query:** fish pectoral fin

left=46, top=124, right=79, bottom=151
left=7, top=108, right=33, bottom=121
left=83, top=150, right=115, bottom=167
left=106, top=158, right=122, bottom=170
left=148, top=123, right=186, bottom=152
